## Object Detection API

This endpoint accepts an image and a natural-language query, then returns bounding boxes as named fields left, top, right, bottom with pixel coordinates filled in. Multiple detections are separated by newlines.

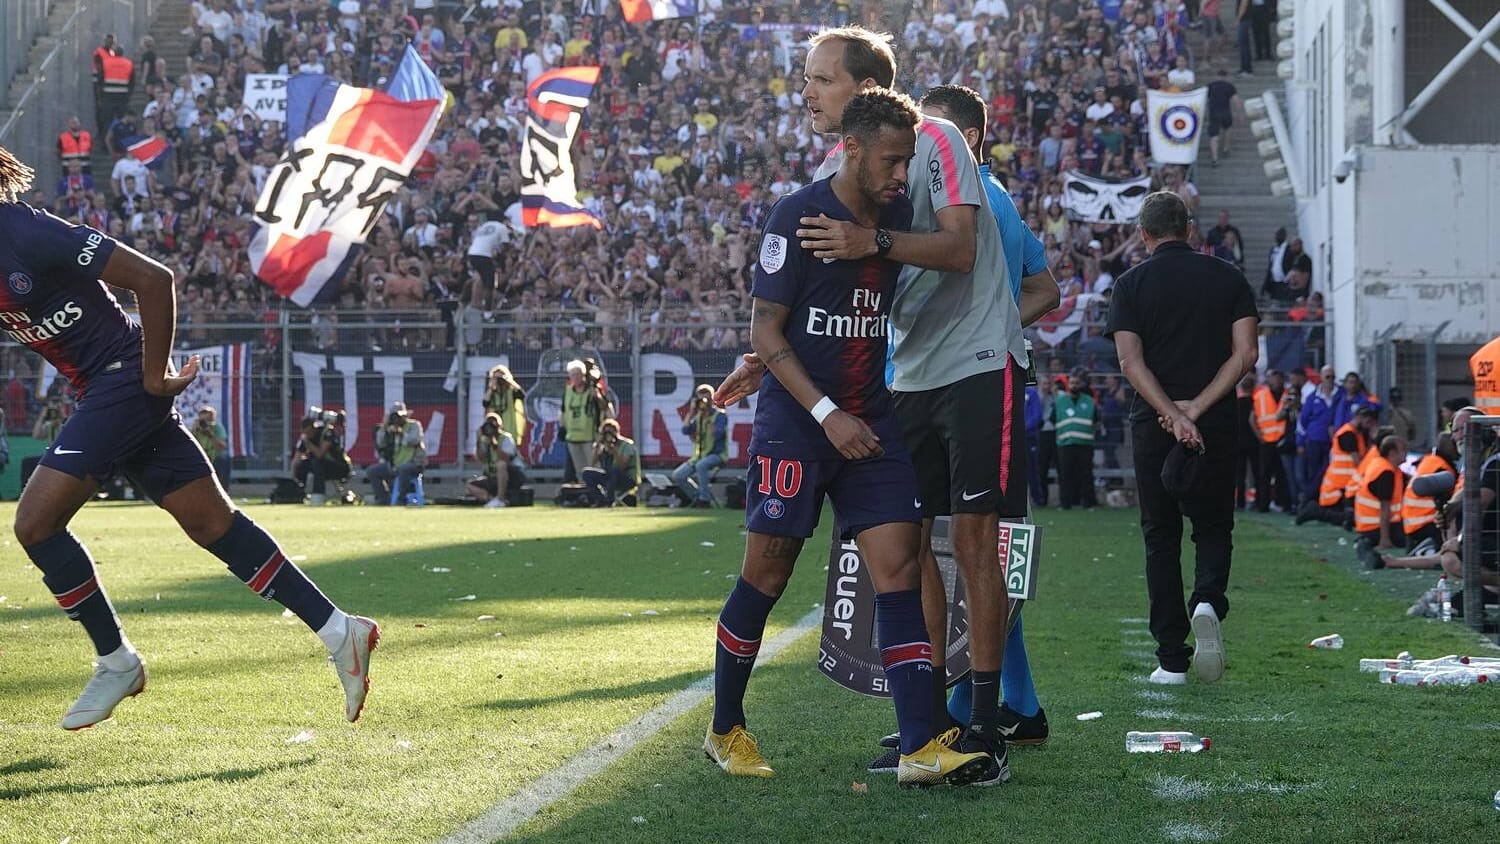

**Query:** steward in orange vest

left=1403, top=437, right=1458, bottom=549
left=1297, top=405, right=1378, bottom=525
left=96, top=48, right=134, bottom=132
left=1251, top=371, right=1293, bottom=512
left=1471, top=336, right=1500, bottom=417
left=57, top=118, right=92, bottom=169
left=1355, top=435, right=1407, bottom=570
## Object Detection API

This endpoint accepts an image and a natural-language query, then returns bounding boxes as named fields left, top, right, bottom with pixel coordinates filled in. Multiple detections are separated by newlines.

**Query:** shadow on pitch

left=470, top=669, right=706, bottom=713
left=0, top=757, right=61, bottom=777
left=0, top=755, right=316, bottom=802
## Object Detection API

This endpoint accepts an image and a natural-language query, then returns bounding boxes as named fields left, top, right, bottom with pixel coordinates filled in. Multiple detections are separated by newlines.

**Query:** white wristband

left=810, top=396, right=839, bottom=424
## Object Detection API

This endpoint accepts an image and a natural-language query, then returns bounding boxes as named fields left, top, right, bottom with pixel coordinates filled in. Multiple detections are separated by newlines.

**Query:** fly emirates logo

left=0, top=302, right=84, bottom=344
left=805, top=288, right=887, bottom=339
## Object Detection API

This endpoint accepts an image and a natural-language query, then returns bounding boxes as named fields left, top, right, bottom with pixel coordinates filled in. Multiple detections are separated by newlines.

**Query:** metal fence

left=1459, top=416, right=1500, bottom=638
left=0, top=308, right=1331, bottom=495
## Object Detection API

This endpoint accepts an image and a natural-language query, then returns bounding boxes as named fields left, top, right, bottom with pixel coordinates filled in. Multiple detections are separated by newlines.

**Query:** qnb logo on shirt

left=77, top=232, right=105, bottom=266
left=805, top=289, right=887, bottom=339
left=0, top=301, right=84, bottom=344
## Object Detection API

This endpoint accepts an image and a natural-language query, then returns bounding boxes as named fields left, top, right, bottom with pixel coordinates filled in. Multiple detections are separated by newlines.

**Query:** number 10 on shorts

left=754, top=456, right=804, bottom=498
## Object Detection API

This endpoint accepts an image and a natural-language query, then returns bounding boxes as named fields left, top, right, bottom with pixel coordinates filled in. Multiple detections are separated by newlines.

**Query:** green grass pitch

left=0, top=503, right=1495, bottom=843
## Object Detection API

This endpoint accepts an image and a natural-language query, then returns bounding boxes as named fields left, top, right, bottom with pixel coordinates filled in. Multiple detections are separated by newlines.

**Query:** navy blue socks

left=28, top=531, right=124, bottom=657
left=876, top=589, right=935, bottom=756
left=711, top=577, right=777, bottom=734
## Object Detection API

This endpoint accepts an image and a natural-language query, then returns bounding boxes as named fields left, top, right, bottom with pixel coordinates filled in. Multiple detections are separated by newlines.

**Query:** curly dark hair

left=0, top=145, right=35, bottom=204
left=840, top=87, right=920, bottom=145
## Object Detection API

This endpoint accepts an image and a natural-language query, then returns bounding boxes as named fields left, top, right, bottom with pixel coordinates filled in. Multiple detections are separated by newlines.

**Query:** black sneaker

left=866, top=746, right=900, bottom=774
left=995, top=704, right=1049, bottom=746
left=956, top=726, right=1010, bottom=786
left=878, top=731, right=900, bottom=750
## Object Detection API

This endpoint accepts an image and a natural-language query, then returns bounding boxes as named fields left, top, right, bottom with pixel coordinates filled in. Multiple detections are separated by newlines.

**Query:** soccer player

left=717, top=27, right=1028, bottom=783
left=704, top=89, right=990, bottom=789
left=0, top=146, right=378, bottom=730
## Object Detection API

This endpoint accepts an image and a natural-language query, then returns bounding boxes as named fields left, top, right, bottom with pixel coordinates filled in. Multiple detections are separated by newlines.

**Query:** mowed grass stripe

left=509, top=510, right=1500, bottom=844
left=0, top=504, right=827, bottom=844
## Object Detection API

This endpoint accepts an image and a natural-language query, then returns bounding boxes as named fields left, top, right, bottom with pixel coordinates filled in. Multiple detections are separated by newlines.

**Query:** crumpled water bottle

left=1126, top=731, right=1210, bottom=753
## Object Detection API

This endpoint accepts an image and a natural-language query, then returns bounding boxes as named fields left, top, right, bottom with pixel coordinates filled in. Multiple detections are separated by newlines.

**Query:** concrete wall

left=1283, top=0, right=1499, bottom=376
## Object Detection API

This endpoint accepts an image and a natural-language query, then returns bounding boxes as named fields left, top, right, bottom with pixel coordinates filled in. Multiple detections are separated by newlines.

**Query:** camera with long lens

left=1410, top=470, right=1455, bottom=511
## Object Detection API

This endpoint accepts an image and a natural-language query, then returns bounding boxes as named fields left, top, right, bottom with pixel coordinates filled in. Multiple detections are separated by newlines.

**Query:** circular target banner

left=1147, top=87, right=1208, bottom=165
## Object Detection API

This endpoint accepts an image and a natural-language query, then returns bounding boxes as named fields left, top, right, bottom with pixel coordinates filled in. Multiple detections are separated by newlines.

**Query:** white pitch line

left=438, top=608, right=822, bottom=844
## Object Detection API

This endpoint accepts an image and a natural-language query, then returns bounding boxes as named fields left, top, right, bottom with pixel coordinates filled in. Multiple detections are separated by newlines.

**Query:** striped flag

left=122, top=133, right=171, bottom=168
left=248, top=46, right=444, bottom=307
left=620, top=0, right=699, bottom=23
left=173, top=344, right=255, bottom=457
left=520, top=67, right=602, bottom=229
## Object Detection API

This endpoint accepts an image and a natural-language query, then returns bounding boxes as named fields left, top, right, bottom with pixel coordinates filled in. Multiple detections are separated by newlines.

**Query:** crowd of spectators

left=30, top=0, right=1317, bottom=363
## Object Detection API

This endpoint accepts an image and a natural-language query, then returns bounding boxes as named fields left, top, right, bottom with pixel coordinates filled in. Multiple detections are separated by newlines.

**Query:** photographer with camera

left=562, top=358, right=613, bottom=482
left=367, top=401, right=426, bottom=505
left=468, top=411, right=527, bottom=508
left=670, top=384, right=728, bottom=508
left=293, top=407, right=352, bottom=505
left=191, top=405, right=231, bottom=488
left=581, top=418, right=641, bottom=507
left=483, top=364, right=527, bottom=447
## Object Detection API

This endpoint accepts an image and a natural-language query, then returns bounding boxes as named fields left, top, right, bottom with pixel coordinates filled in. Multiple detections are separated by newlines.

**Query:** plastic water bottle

left=1309, top=634, right=1344, bottom=649
left=1381, top=668, right=1497, bottom=686
left=1438, top=575, right=1452, bottom=623
left=1126, top=731, right=1210, bottom=753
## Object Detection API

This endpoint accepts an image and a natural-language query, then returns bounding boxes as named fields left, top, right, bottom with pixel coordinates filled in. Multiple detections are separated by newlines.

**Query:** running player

left=716, top=27, right=1028, bottom=783
left=704, top=90, right=990, bottom=789
left=0, top=146, right=378, bottom=730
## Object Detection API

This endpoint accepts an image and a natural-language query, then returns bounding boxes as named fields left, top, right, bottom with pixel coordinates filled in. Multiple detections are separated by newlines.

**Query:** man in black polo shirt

left=1105, top=192, right=1260, bottom=685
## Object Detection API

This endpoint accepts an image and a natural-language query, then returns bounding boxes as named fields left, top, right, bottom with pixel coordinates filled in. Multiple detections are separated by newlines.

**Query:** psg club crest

left=762, top=498, right=785, bottom=520
left=7, top=272, right=33, bottom=295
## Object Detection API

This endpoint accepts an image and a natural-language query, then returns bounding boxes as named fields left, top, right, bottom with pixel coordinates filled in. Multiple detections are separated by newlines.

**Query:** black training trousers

left=1133, top=406, right=1237, bottom=673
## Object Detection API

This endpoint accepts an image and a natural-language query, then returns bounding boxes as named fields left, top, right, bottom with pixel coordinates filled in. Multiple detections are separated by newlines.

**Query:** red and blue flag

left=520, top=67, right=602, bottom=229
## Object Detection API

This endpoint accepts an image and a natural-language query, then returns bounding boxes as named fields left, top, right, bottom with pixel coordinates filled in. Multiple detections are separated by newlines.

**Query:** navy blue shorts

left=744, top=448, right=921, bottom=540
left=39, top=378, right=213, bottom=504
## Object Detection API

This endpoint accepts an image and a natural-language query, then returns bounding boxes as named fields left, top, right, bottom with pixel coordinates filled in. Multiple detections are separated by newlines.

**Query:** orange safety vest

left=1354, top=453, right=1404, bottom=534
left=100, top=54, right=133, bottom=95
left=92, top=46, right=111, bottom=82
left=1319, top=423, right=1366, bottom=507
left=1347, top=445, right=1379, bottom=500
left=1402, top=453, right=1454, bottom=535
left=1472, top=336, right=1500, bottom=416
left=57, top=130, right=92, bottom=164
left=1252, top=385, right=1286, bottom=444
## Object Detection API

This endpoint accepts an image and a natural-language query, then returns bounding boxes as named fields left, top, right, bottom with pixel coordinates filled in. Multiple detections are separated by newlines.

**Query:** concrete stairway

left=88, top=0, right=195, bottom=179
left=0, top=2, right=81, bottom=134
left=1188, top=42, right=1297, bottom=288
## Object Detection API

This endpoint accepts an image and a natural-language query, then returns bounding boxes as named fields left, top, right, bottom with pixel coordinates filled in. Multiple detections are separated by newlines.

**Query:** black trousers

left=1251, top=5, right=1273, bottom=59
left=1254, top=440, right=1291, bottom=511
left=1233, top=446, right=1256, bottom=508
left=1134, top=408, right=1236, bottom=673
left=1035, top=429, right=1058, bottom=505
left=1057, top=443, right=1096, bottom=509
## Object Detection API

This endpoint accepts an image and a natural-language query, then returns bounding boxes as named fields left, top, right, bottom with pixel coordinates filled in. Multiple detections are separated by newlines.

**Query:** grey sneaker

left=329, top=615, right=380, bottom=722
left=62, top=658, right=146, bottom=730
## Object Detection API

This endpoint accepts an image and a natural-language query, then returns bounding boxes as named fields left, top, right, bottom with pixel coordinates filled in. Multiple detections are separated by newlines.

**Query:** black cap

left=1161, top=442, right=1204, bottom=501
left=1354, top=405, right=1379, bottom=418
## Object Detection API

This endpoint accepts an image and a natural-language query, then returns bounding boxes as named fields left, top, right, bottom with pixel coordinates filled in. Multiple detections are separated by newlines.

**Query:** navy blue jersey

left=749, top=179, right=911, bottom=459
left=0, top=203, right=138, bottom=393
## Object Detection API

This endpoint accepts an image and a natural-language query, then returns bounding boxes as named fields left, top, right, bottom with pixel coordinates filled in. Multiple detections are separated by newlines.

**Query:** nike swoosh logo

left=906, top=759, right=944, bottom=773
left=346, top=637, right=362, bottom=677
left=961, top=490, right=991, bottom=501
left=997, top=723, right=1021, bottom=737
left=53, top=448, right=82, bottom=455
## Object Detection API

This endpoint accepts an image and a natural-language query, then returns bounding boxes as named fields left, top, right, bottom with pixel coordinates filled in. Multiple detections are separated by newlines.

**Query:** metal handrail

left=0, top=3, right=87, bottom=143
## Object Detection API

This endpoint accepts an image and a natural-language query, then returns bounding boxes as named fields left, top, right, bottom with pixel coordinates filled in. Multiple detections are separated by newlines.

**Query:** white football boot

left=329, top=615, right=380, bottom=722
left=62, top=658, right=146, bottom=730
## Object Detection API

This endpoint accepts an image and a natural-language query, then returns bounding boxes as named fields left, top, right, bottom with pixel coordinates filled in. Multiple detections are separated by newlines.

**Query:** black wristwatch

left=874, top=228, right=894, bottom=258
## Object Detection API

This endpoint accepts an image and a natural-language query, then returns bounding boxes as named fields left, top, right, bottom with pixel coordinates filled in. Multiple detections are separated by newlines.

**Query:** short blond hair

left=809, top=26, right=897, bottom=88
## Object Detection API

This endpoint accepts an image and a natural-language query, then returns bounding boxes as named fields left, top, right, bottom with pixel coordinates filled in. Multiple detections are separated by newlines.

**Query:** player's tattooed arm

left=748, top=296, right=824, bottom=415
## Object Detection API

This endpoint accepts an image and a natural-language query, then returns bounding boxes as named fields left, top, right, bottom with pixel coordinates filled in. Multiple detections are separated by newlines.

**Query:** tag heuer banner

left=1147, top=87, right=1208, bottom=165
left=818, top=517, right=1042, bottom=697
left=1062, top=171, right=1151, bottom=223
